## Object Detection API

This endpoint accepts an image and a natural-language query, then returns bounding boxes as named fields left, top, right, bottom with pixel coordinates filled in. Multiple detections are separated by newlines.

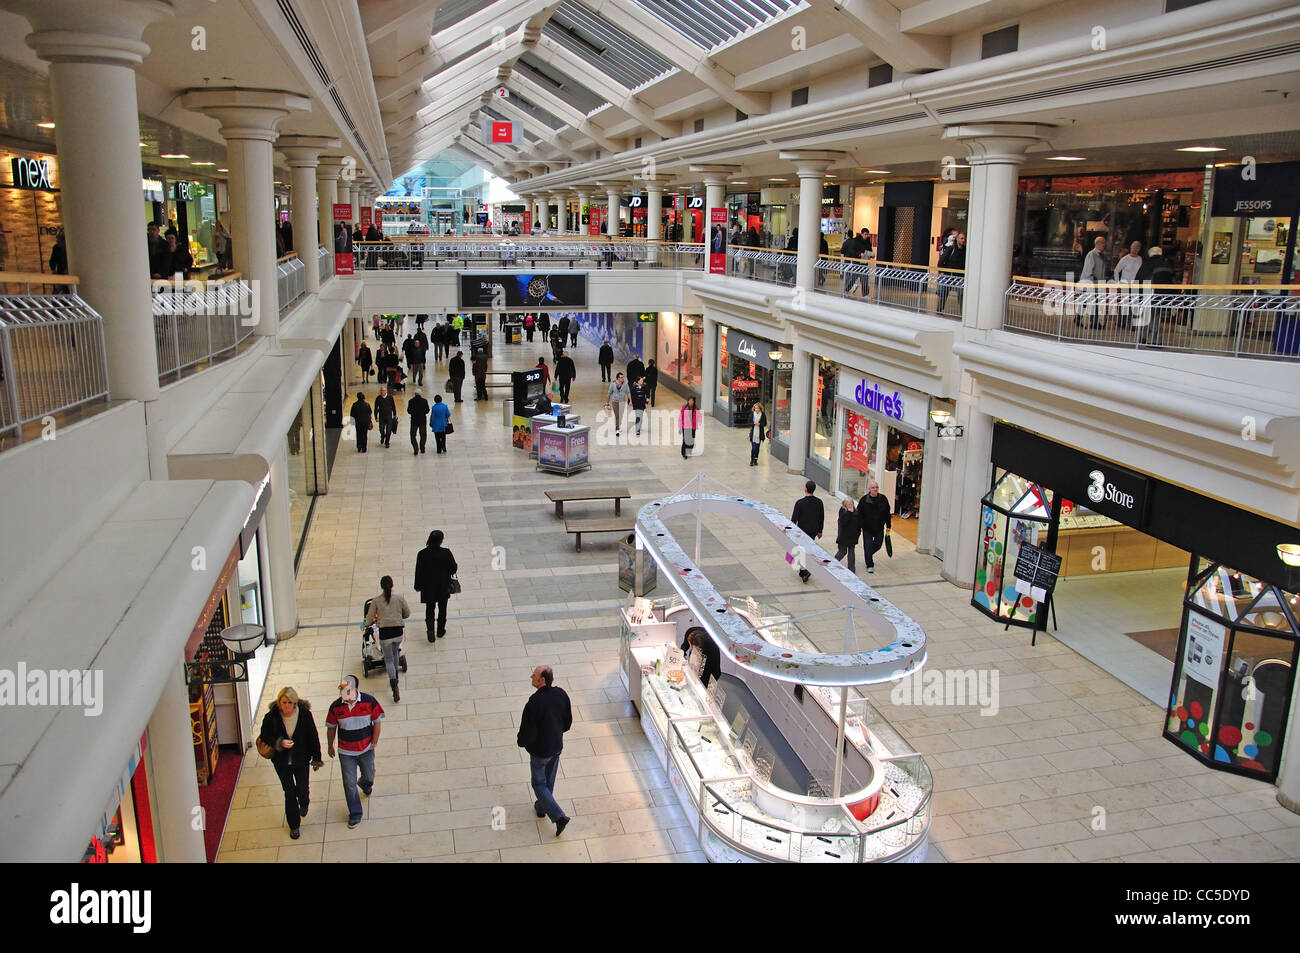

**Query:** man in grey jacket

left=606, top=372, right=629, bottom=435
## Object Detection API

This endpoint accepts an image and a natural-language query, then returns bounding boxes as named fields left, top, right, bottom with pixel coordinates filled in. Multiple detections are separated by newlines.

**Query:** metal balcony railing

left=1004, top=279, right=1300, bottom=360
left=153, top=275, right=257, bottom=381
left=277, top=254, right=306, bottom=313
left=0, top=275, right=110, bottom=441
left=346, top=238, right=705, bottom=271
left=317, top=245, right=332, bottom=284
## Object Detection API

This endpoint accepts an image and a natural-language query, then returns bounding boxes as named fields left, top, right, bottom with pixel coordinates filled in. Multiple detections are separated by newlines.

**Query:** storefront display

left=1, top=149, right=61, bottom=275
left=715, top=326, right=789, bottom=458
left=830, top=371, right=931, bottom=514
left=1165, top=560, right=1299, bottom=782
left=287, top=394, right=321, bottom=561
left=656, top=312, right=703, bottom=395
left=83, top=734, right=155, bottom=864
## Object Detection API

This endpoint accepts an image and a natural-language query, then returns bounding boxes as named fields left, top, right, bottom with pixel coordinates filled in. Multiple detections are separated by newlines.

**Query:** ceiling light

left=191, top=160, right=215, bottom=166
left=768, top=177, right=788, bottom=182
left=863, top=169, right=891, bottom=174
left=160, top=153, right=190, bottom=159
left=217, top=168, right=229, bottom=172
left=731, top=180, right=748, bottom=185
left=1278, top=544, right=1300, bottom=567
left=36, top=122, right=55, bottom=129
left=1047, top=155, right=1086, bottom=161
left=1176, top=146, right=1224, bottom=153
left=139, top=141, right=147, bottom=148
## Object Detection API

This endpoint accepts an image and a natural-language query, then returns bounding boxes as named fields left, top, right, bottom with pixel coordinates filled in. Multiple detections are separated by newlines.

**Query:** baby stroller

left=360, top=600, right=408, bottom=677
left=388, top=364, right=406, bottom=393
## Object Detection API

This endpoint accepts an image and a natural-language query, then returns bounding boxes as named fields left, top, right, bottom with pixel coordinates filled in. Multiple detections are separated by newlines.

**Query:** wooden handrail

left=276, top=252, right=300, bottom=263
left=0, top=271, right=79, bottom=285
left=1008, top=276, right=1298, bottom=292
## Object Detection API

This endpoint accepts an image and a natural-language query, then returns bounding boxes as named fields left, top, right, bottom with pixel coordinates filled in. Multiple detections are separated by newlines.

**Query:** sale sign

left=843, top=409, right=872, bottom=474
left=332, top=202, right=354, bottom=276
left=359, top=206, right=372, bottom=227
left=708, top=207, right=727, bottom=274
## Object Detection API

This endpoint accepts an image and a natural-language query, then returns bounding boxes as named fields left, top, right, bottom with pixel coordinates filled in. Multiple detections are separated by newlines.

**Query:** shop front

left=825, top=369, right=932, bottom=541
left=1014, top=169, right=1205, bottom=282
left=974, top=423, right=1300, bottom=783
left=287, top=380, right=326, bottom=567
left=715, top=325, right=791, bottom=462
left=1, top=149, right=61, bottom=276
left=83, top=734, right=156, bottom=864
left=655, top=311, right=703, bottom=399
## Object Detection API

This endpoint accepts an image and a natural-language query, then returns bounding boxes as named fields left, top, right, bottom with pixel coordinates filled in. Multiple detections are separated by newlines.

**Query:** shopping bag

left=884, top=532, right=893, bottom=557
left=445, top=421, right=454, bottom=435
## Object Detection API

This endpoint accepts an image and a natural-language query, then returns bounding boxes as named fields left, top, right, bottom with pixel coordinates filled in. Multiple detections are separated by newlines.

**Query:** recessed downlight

left=36, top=122, right=55, bottom=129
left=863, top=169, right=891, bottom=174
left=1176, top=146, right=1225, bottom=153
left=160, top=153, right=190, bottom=159
left=191, top=160, right=215, bottom=166
left=1047, top=155, right=1086, bottom=161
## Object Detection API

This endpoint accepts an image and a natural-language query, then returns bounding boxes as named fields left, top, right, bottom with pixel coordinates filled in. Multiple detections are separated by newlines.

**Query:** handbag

left=255, top=736, right=274, bottom=759
left=445, top=421, right=454, bottom=435
left=448, top=575, right=462, bottom=595
left=884, top=531, right=894, bottom=558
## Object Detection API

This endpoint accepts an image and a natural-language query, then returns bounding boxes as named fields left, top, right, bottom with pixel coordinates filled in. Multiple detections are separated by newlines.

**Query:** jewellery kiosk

left=620, top=477, right=933, bottom=862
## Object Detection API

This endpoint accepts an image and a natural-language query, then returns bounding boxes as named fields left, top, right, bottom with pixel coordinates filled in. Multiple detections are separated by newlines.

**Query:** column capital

left=316, top=156, right=350, bottom=181
left=15, top=0, right=172, bottom=67
left=182, top=88, right=311, bottom=143
left=688, top=164, right=740, bottom=187
left=942, top=123, right=1054, bottom=163
left=778, top=150, right=843, bottom=178
left=276, top=136, right=341, bottom=168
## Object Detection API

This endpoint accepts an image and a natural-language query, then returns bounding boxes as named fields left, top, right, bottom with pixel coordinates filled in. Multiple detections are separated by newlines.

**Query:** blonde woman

left=256, top=687, right=322, bottom=839
left=748, top=401, right=769, bottom=466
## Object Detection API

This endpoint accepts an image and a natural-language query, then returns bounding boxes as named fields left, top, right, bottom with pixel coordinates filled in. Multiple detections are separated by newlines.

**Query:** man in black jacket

left=349, top=392, right=372, bottom=453
left=447, top=350, right=466, bottom=403
left=517, top=665, right=573, bottom=836
left=626, top=354, right=645, bottom=384
left=555, top=350, right=577, bottom=402
left=413, top=529, right=457, bottom=641
left=374, top=386, right=396, bottom=448
left=791, top=480, right=824, bottom=583
left=857, top=479, right=892, bottom=574
left=407, top=390, right=430, bottom=455
left=598, top=339, right=614, bottom=382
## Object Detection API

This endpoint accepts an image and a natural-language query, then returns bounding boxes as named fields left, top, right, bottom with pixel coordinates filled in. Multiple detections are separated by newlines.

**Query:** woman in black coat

left=833, top=496, right=861, bottom=572
left=257, top=687, right=322, bottom=839
left=413, top=529, right=458, bottom=642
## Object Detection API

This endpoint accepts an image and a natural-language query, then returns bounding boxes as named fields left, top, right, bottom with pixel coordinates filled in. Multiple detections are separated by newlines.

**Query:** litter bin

left=618, top=534, right=656, bottom=595
left=502, top=398, right=514, bottom=427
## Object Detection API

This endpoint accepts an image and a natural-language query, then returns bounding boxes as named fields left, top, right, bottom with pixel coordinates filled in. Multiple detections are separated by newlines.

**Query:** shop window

left=694, top=118, right=705, bottom=134
left=868, top=64, right=893, bottom=88
left=680, top=319, right=702, bottom=389
left=634, top=137, right=642, bottom=149
left=736, top=109, right=748, bottom=122
left=773, top=356, right=792, bottom=444
left=791, top=87, right=809, bottom=108
left=1165, top=561, right=1298, bottom=782
left=971, top=470, right=1053, bottom=627
left=717, top=326, right=730, bottom=405
left=811, top=361, right=837, bottom=466
left=981, top=24, right=1018, bottom=59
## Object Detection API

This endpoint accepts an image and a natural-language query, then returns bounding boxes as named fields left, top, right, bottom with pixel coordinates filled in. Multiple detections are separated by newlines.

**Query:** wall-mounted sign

left=459, top=272, right=588, bottom=309
left=638, top=312, right=656, bottom=322
left=1212, top=161, right=1300, bottom=218
left=687, top=196, right=704, bottom=209
left=142, top=177, right=164, bottom=202
left=836, top=373, right=931, bottom=437
left=727, top=330, right=771, bottom=368
left=1079, top=459, right=1148, bottom=523
left=11, top=156, right=54, bottom=191
left=482, top=119, right=516, bottom=145
left=174, top=181, right=192, bottom=201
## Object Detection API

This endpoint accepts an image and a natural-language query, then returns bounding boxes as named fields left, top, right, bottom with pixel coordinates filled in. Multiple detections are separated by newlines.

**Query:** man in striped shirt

left=326, top=675, right=385, bottom=828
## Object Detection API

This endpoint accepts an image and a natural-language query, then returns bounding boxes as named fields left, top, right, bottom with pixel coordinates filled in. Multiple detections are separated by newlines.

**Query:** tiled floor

left=217, top=318, right=1300, bottom=863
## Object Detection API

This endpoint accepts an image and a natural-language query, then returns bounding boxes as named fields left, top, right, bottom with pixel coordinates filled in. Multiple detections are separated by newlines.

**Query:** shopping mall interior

left=1, top=0, right=1299, bottom=870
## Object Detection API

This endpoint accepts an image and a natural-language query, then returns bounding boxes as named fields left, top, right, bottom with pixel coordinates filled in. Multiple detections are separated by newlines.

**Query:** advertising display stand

left=509, top=368, right=545, bottom=451
left=1010, top=543, right=1061, bottom=644
left=528, top=409, right=575, bottom=457
left=536, top=423, right=590, bottom=476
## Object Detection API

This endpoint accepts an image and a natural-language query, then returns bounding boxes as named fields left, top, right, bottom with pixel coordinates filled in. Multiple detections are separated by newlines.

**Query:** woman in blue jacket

left=430, top=394, right=451, bottom=454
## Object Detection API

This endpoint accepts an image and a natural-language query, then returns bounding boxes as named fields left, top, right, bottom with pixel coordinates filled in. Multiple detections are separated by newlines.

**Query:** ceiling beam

left=578, top=0, right=771, bottom=116
left=507, top=73, right=620, bottom=152
left=534, top=35, right=680, bottom=139
left=360, top=0, right=445, bottom=44
left=804, top=0, right=949, bottom=73
left=489, top=97, right=583, bottom=161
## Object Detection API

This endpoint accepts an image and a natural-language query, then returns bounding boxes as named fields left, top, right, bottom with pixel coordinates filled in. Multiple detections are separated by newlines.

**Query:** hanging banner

left=708, top=207, right=727, bottom=274
left=843, top=409, right=873, bottom=474
left=589, top=207, right=603, bottom=236
left=332, top=203, right=353, bottom=276
left=359, top=206, right=373, bottom=228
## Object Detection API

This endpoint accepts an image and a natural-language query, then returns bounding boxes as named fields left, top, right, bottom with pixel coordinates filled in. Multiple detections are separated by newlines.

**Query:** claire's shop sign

left=836, top=373, right=930, bottom=437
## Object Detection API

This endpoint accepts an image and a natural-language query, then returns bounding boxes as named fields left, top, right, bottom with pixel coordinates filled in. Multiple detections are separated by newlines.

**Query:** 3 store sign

left=1077, top=459, right=1148, bottom=523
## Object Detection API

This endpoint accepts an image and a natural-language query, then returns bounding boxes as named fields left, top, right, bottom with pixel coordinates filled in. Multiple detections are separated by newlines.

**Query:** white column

left=552, top=194, right=566, bottom=235
left=576, top=191, right=590, bottom=234
left=606, top=187, right=619, bottom=235
left=183, top=89, right=310, bottom=336
left=787, top=342, right=813, bottom=474
left=700, top=314, right=717, bottom=415
left=15, top=0, right=172, bottom=404
left=1276, top=675, right=1300, bottom=813
left=265, top=440, right=299, bottom=640
left=939, top=124, right=1048, bottom=587
left=646, top=184, right=663, bottom=242
left=317, top=158, right=343, bottom=241
left=278, top=136, right=339, bottom=296
left=780, top=151, right=842, bottom=294
left=145, top=659, right=206, bottom=862
left=691, top=164, right=739, bottom=265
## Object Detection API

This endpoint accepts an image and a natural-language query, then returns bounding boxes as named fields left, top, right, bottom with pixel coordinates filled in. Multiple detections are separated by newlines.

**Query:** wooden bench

left=564, top=516, right=635, bottom=551
left=546, top=486, right=632, bottom=518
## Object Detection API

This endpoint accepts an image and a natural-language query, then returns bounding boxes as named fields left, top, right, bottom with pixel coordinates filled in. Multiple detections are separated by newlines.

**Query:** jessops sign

left=836, top=373, right=930, bottom=437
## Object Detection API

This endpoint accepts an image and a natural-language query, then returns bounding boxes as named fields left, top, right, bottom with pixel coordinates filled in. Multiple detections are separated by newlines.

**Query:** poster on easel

left=332, top=203, right=354, bottom=275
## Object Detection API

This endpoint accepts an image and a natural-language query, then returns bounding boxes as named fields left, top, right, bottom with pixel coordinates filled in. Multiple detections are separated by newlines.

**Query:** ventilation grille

left=277, top=0, right=377, bottom=171
left=938, top=42, right=1300, bottom=115
left=770, top=112, right=928, bottom=144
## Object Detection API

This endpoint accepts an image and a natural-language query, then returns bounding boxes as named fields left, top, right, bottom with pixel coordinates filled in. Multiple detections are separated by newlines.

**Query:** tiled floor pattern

left=218, top=319, right=1300, bottom=863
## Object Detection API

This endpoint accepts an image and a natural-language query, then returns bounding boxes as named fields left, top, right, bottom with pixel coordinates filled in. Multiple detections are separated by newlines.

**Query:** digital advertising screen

left=459, top=272, right=588, bottom=309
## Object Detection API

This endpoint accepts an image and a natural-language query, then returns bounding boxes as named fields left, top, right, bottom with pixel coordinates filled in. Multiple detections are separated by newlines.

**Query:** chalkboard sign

left=1012, top=543, right=1062, bottom=597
